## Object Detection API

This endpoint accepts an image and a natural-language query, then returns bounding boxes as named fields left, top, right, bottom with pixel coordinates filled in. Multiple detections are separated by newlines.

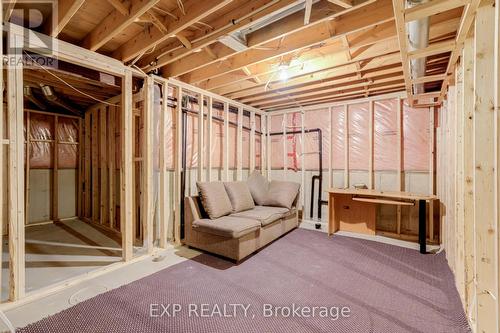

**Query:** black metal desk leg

left=419, top=200, right=426, bottom=254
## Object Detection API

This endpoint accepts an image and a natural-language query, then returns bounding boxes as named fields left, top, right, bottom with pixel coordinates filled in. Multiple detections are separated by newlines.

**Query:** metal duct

left=40, top=84, right=82, bottom=116
left=407, top=0, right=429, bottom=95
left=23, top=86, right=47, bottom=110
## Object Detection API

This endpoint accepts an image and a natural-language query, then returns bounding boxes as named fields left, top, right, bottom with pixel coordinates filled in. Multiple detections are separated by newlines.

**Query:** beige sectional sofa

left=184, top=172, right=300, bottom=262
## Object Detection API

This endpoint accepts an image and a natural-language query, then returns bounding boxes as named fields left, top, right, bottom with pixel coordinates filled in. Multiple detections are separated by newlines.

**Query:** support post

left=328, top=107, right=333, bottom=188
left=223, top=102, right=229, bottom=181
left=53, top=115, right=59, bottom=222
left=237, top=106, right=243, bottom=180
left=197, top=94, right=204, bottom=182
left=266, top=114, right=272, bottom=181
left=207, top=96, right=213, bottom=181
left=121, top=70, right=134, bottom=261
left=301, top=112, right=305, bottom=210
left=368, top=101, right=374, bottom=189
left=283, top=113, right=287, bottom=179
left=143, top=76, right=154, bottom=253
left=7, top=31, right=25, bottom=300
left=249, top=112, right=255, bottom=173
left=473, top=3, right=499, bottom=331
left=159, top=82, right=169, bottom=248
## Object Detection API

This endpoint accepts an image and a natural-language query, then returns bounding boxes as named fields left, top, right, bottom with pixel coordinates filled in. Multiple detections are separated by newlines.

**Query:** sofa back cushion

left=196, top=181, right=233, bottom=219
left=265, top=180, right=301, bottom=209
left=246, top=170, right=269, bottom=205
left=224, top=182, right=255, bottom=213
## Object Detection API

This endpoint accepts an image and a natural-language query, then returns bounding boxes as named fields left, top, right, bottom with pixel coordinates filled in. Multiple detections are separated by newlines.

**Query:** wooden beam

left=107, top=0, right=129, bottom=15
left=327, top=0, right=353, bottom=9
left=53, top=116, right=60, bottom=222
left=197, top=94, right=205, bottom=182
left=368, top=101, right=374, bottom=189
left=7, top=31, right=25, bottom=301
left=207, top=12, right=459, bottom=95
left=304, top=0, right=313, bottom=25
left=121, top=70, right=134, bottom=261
left=392, top=0, right=414, bottom=104
left=206, top=96, right=213, bottom=181
left=223, top=102, right=229, bottom=181
left=82, top=0, right=160, bottom=51
left=438, top=0, right=481, bottom=103
left=404, top=0, right=466, bottom=22
left=144, top=0, right=332, bottom=72
left=473, top=3, right=498, bottom=331
left=180, top=0, right=394, bottom=83
left=114, top=0, right=232, bottom=62
left=4, top=0, right=16, bottom=21
left=411, top=74, right=446, bottom=84
left=237, top=107, right=243, bottom=181
left=49, top=0, right=86, bottom=37
left=407, top=40, right=456, bottom=59
left=250, top=112, right=256, bottom=173
left=176, top=32, right=192, bottom=49
left=143, top=76, right=154, bottom=254
left=159, top=82, right=168, bottom=247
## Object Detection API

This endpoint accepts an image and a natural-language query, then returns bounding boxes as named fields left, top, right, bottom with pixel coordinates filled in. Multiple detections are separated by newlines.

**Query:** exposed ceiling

left=5, top=0, right=473, bottom=110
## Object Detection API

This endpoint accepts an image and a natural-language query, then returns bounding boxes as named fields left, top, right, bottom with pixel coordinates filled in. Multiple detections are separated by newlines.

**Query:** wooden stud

left=143, top=76, right=154, bottom=253
left=237, top=107, right=243, bottom=181
left=53, top=115, right=59, bottom=222
left=121, top=70, right=134, bottom=261
left=266, top=114, right=272, bottom=181
left=174, top=86, right=183, bottom=245
left=77, top=118, right=83, bottom=218
left=249, top=112, right=256, bottom=173
left=207, top=96, right=213, bottom=182
left=473, top=4, right=498, bottom=331
left=454, top=59, right=465, bottom=305
left=91, top=109, right=99, bottom=223
left=159, top=82, right=168, bottom=248
left=108, top=106, right=116, bottom=228
left=283, top=113, right=287, bottom=179
left=7, top=32, right=25, bottom=301
left=368, top=101, right=374, bottom=189
left=328, top=107, right=333, bottom=188
left=343, top=105, right=349, bottom=188
left=223, top=102, right=229, bottom=181
left=197, top=94, right=204, bottom=182
left=100, top=108, right=108, bottom=225
left=25, top=112, right=30, bottom=225
left=461, top=35, right=475, bottom=323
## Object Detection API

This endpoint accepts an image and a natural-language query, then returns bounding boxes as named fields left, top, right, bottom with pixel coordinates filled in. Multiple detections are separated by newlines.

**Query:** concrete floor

left=2, top=219, right=124, bottom=302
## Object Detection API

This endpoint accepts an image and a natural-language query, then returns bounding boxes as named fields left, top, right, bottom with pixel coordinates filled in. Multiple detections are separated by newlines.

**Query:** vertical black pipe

left=419, top=199, right=426, bottom=254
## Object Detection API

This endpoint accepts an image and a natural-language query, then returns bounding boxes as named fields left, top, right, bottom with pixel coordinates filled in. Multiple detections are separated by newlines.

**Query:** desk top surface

left=327, top=188, right=437, bottom=201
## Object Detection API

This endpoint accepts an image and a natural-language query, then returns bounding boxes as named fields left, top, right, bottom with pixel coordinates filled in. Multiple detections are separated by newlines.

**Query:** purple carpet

left=18, top=229, right=470, bottom=333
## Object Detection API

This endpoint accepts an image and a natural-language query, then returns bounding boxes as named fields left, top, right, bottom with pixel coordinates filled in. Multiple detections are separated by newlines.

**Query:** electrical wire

left=23, top=52, right=120, bottom=107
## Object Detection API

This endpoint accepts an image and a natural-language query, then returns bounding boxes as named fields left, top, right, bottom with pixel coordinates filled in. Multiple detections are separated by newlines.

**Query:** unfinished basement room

left=0, top=0, right=499, bottom=332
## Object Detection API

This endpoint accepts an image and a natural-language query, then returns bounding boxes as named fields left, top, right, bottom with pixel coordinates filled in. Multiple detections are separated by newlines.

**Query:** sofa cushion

left=192, top=216, right=260, bottom=238
left=196, top=181, right=232, bottom=219
left=265, top=181, right=301, bottom=209
left=231, top=206, right=290, bottom=226
left=224, top=181, right=255, bottom=213
left=246, top=171, right=269, bottom=205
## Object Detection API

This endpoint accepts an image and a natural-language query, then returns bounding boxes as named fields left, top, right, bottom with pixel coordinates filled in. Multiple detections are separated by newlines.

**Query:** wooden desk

left=327, top=189, right=437, bottom=254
